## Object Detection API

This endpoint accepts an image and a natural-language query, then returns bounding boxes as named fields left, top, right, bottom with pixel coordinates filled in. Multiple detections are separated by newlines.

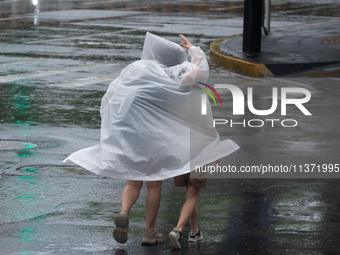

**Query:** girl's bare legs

left=114, top=180, right=143, bottom=243
left=176, top=186, right=200, bottom=233
left=145, top=181, right=162, bottom=232
left=189, top=201, right=199, bottom=233
left=120, top=180, right=162, bottom=232
left=121, top=180, right=143, bottom=213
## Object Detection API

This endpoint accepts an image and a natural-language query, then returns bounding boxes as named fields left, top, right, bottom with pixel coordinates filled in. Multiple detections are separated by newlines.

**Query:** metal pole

left=265, top=0, right=271, bottom=34
left=242, top=0, right=263, bottom=55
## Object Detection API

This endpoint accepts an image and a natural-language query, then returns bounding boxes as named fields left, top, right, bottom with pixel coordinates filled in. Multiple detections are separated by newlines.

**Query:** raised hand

left=179, top=34, right=193, bottom=50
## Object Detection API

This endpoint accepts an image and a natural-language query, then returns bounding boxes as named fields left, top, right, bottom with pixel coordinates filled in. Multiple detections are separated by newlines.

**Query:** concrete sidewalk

left=210, top=18, right=340, bottom=77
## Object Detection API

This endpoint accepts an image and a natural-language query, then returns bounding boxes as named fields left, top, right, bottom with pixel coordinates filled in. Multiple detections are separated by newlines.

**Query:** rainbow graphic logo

left=197, top=82, right=222, bottom=115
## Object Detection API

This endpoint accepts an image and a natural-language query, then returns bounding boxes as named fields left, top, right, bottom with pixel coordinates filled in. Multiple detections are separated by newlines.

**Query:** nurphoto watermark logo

left=198, top=83, right=312, bottom=128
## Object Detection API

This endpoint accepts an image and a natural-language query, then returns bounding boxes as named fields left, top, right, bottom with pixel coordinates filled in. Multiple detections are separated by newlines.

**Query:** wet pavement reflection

left=1, top=0, right=340, bottom=254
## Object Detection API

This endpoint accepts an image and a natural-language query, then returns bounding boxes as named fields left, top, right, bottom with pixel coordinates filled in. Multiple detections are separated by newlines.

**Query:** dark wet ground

left=1, top=0, right=340, bottom=254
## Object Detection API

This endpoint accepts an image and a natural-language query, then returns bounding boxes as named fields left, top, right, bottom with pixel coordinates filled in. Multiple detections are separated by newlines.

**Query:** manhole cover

left=0, top=141, right=37, bottom=151
left=324, top=35, right=340, bottom=50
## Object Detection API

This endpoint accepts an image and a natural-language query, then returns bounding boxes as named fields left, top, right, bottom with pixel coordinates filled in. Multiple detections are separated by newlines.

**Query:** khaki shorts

left=174, top=172, right=207, bottom=189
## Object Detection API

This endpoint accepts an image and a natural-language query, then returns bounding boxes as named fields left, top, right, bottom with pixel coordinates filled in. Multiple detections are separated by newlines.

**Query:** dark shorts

left=174, top=172, right=207, bottom=189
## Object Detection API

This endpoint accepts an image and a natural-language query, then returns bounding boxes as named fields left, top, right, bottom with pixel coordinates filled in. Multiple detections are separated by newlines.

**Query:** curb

left=210, top=18, right=340, bottom=78
left=210, top=34, right=274, bottom=77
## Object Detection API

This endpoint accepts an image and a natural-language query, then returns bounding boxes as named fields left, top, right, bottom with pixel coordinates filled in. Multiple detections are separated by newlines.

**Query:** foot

left=169, top=227, right=182, bottom=249
left=113, top=211, right=129, bottom=243
left=141, top=228, right=164, bottom=244
left=188, top=229, right=203, bottom=242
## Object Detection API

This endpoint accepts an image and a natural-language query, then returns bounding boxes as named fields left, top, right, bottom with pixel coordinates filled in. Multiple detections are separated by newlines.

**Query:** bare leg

left=145, top=181, right=162, bottom=232
left=176, top=186, right=200, bottom=233
left=121, top=180, right=143, bottom=214
left=189, top=202, right=199, bottom=233
left=114, top=180, right=142, bottom=244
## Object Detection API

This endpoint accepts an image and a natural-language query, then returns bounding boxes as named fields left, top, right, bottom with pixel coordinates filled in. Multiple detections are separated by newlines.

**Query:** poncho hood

left=141, top=32, right=188, bottom=66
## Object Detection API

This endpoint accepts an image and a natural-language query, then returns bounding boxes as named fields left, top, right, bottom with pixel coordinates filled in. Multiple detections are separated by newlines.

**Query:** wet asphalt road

left=1, top=1, right=340, bottom=254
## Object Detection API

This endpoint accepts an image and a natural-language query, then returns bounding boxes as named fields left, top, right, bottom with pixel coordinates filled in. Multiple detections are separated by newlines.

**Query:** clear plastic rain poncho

left=64, top=32, right=239, bottom=180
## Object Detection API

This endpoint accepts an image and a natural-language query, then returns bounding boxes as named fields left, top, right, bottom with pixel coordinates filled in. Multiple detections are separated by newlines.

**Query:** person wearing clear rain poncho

left=64, top=32, right=239, bottom=245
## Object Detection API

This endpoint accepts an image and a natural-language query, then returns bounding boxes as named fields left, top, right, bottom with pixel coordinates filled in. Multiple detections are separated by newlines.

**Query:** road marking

left=0, top=141, right=37, bottom=151
left=0, top=15, right=33, bottom=21
left=24, top=28, right=143, bottom=44
left=81, top=0, right=135, bottom=5
left=77, top=42, right=138, bottom=47
left=0, top=58, right=60, bottom=68
left=0, top=63, right=118, bottom=84
left=47, top=76, right=117, bottom=88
